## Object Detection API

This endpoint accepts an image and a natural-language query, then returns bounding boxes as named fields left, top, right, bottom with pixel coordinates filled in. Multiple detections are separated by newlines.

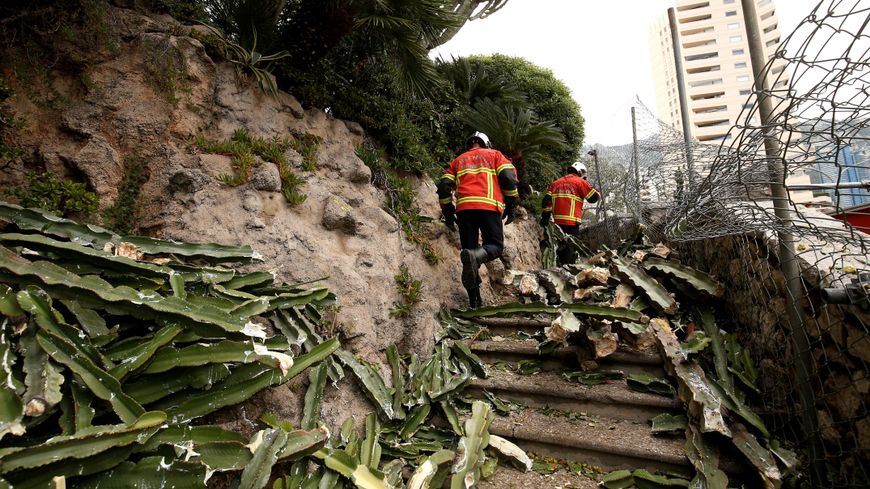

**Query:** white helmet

left=571, top=161, right=587, bottom=174
left=467, top=131, right=491, bottom=149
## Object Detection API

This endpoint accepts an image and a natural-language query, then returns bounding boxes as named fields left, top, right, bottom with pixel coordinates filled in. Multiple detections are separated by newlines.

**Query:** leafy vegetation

left=0, top=77, right=27, bottom=169
left=357, top=145, right=442, bottom=265
left=0, top=202, right=339, bottom=487
left=390, top=264, right=423, bottom=319
left=142, top=37, right=189, bottom=105
left=1, top=0, right=120, bottom=99
left=283, top=49, right=582, bottom=195
left=194, top=128, right=310, bottom=205
left=8, top=171, right=99, bottom=218
left=436, top=54, right=584, bottom=196
left=197, top=22, right=290, bottom=96
left=1, top=0, right=584, bottom=233
left=462, top=55, right=585, bottom=167
left=292, top=133, right=321, bottom=172
left=102, top=149, right=150, bottom=235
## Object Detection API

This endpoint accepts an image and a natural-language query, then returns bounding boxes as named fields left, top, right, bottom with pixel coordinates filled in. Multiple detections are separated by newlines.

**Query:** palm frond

left=354, top=14, right=415, bottom=31
left=436, top=56, right=525, bottom=107
left=351, top=0, right=461, bottom=98
left=462, top=97, right=566, bottom=156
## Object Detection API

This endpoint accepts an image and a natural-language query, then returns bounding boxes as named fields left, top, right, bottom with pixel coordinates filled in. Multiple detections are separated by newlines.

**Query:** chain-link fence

left=577, top=1, right=869, bottom=486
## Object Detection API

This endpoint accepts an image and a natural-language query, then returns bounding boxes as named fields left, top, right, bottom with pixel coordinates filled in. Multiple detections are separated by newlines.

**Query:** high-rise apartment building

left=650, top=0, right=787, bottom=143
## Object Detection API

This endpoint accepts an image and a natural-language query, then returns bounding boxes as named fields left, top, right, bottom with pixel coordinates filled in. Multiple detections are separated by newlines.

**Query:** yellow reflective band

left=439, top=197, right=452, bottom=204
left=496, top=163, right=515, bottom=174
left=457, top=167, right=497, bottom=177
left=457, top=196, right=505, bottom=209
left=585, top=189, right=598, bottom=199
left=569, top=198, right=576, bottom=219
left=553, top=214, right=581, bottom=222
left=542, top=206, right=553, bottom=212
left=503, top=189, right=519, bottom=197
left=551, top=193, right=583, bottom=201
left=441, top=173, right=455, bottom=182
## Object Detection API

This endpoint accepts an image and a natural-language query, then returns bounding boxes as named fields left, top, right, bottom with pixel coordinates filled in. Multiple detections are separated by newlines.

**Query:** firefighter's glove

left=441, top=204, right=456, bottom=231
left=539, top=212, right=551, bottom=228
left=503, top=201, right=517, bottom=225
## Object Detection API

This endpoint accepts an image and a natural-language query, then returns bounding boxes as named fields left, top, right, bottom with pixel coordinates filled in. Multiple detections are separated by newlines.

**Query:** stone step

left=477, top=466, right=599, bottom=489
left=470, top=317, right=552, bottom=337
left=466, top=339, right=665, bottom=376
left=468, top=369, right=681, bottom=423
left=486, top=408, right=692, bottom=475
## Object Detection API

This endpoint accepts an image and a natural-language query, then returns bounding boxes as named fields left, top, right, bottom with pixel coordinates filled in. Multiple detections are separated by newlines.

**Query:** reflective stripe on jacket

left=439, top=148, right=518, bottom=213
left=544, top=174, right=597, bottom=225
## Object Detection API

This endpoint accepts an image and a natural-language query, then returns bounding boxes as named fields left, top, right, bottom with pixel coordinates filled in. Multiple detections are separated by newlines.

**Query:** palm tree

left=349, top=0, right=461, bottom=97
left=436, top=56, right=525, bottom=108
left=204, top=0, right=287, bottom=52
left=462, top=97, right=568, bottom=197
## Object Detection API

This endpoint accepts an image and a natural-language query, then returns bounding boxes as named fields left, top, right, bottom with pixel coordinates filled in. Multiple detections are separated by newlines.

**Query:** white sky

left=431, top=0, right=820, bottom=146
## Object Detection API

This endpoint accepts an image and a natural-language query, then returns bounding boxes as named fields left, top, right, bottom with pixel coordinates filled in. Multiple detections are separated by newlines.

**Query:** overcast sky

left=430, top=0, right=820, bottom=146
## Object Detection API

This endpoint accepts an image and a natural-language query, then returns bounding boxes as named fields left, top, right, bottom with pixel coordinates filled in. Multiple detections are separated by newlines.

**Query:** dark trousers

left=557, top=223, right=579, bottom=264
left=557, top=223, right=580, bottom=236
left=457, top=210, right=504, bottom=261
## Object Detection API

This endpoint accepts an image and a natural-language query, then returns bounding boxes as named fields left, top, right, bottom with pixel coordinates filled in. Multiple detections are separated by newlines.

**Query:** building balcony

left=676, top=1, right=710, bottom=13
left=680, top=25, right=715, bottom=37
left=682, top=38, right=717, bottom=50
left=678, top=13, right=713, bottom=24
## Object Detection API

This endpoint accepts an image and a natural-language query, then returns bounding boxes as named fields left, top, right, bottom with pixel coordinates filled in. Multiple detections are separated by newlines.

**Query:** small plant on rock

left=292, top=133, right=321, bottom=172
left=194, top=128, right=306, bottom=205
left=357, top=144, right=442, bottom=265
left=143, top=37, right=190, bottom=105
left=390, top=264, right=423, bottom=319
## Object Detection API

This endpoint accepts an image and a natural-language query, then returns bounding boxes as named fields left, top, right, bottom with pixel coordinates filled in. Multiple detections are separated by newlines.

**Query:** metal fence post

left=741, top=0, right=825, bottom=485
left=668, top=7, right=695, bottom=183
left=588, top=149, right=612, bottom=246
left=631, top=107, right=641, bottom=221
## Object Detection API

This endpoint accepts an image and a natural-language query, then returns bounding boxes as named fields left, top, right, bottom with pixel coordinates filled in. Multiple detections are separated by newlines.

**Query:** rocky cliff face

left=0, top=5, right=542, bottom=428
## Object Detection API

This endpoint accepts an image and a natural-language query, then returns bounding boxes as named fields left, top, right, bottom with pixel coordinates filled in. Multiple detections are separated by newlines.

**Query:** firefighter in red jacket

left=438, top=132, right=519, bottom=308
left=540, top=161, right=600, bottom=263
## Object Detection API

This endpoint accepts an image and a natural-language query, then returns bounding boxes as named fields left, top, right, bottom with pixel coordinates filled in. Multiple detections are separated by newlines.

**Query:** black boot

left=460, top=247, right=489, bottom=291
left=467, top=287, right=482, bottom=309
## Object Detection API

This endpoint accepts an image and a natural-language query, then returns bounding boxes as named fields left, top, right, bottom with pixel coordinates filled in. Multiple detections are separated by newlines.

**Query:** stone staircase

left=459, top=317, right=694, bottom=486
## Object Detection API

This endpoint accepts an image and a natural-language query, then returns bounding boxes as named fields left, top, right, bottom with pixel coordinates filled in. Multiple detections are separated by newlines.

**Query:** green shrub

left=144, top=0, right=208, bottom=22
left=390, top=264, right=422, bottom=319
left=10, top=171, right=99, bottom=217
left=281, top=57, right=454, bottom=177
left=103, top=149, right=149, bottom=235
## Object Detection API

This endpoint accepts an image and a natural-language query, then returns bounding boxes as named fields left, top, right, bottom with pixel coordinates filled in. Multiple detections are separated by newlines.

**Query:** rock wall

left=675, top=233, right=869, bottom=483
left=0, top=5, right=542, bottom=430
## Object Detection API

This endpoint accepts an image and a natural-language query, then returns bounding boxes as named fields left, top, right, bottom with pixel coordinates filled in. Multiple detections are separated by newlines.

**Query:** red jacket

left=543, top=174, right=598, bottom=225
left=438, top=148, right=518, bottom=213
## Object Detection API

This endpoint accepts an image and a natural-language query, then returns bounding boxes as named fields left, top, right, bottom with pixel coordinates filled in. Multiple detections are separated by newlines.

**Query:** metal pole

left=589, top=149, right=612, bottom=246
left=741, top=0, right=825, bottom=486
left=787, top=180, right=870, bottom=191
left=631, top=107, right=641, bottom=221
left=668, top=7, right=695, bottom=183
